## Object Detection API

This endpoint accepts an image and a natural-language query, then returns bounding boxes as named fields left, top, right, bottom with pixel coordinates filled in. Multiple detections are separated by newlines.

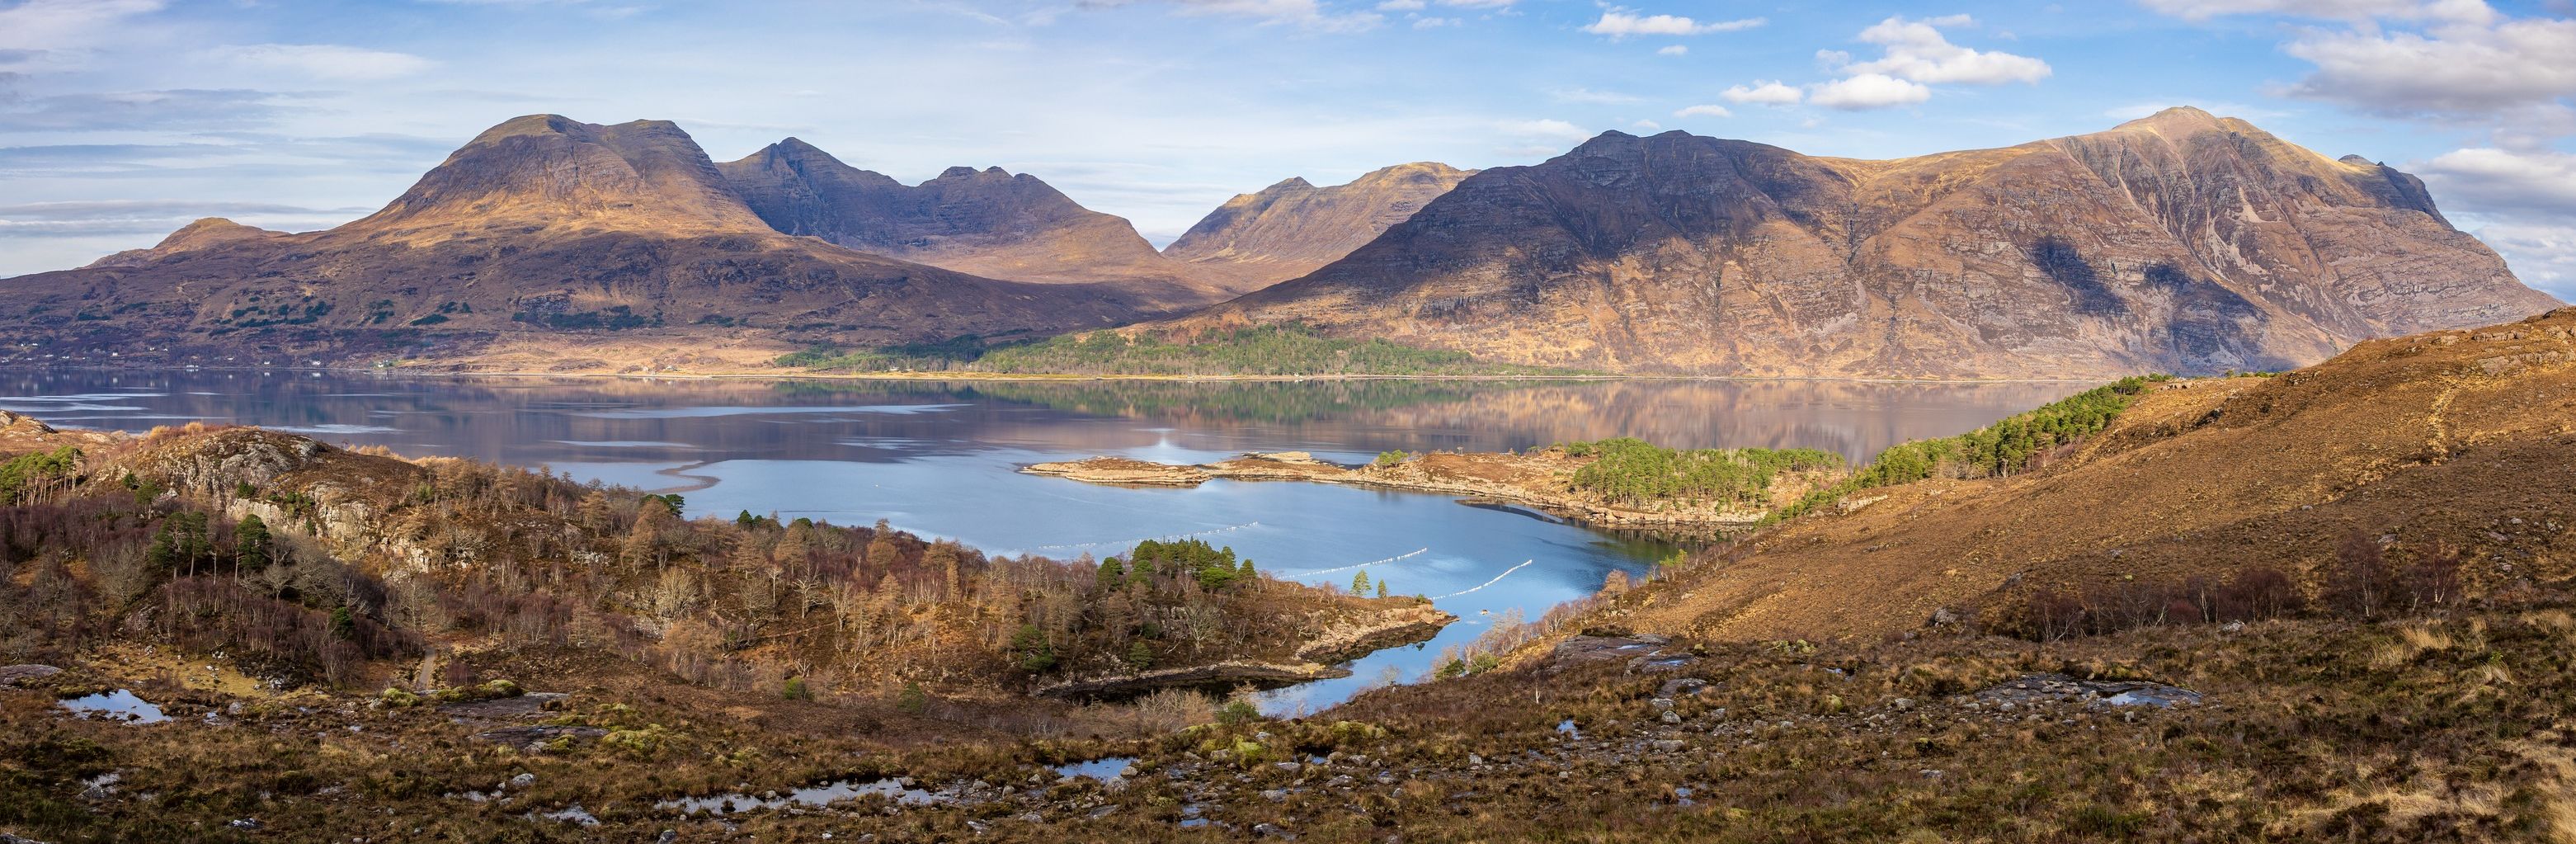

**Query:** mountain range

left=1179, top=107, right=2559, bottom=378
left=0, top=107, right=2557, bottom=376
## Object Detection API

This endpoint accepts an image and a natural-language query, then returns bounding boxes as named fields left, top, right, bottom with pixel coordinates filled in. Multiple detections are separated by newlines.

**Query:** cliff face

left=718, top=139, right=1240, bottom=310
left=0, top=116, right=1154, bottom=368
left=1164, top=162, right=1473, bottom=290
left=1184, top=108, right=2560, bottom=378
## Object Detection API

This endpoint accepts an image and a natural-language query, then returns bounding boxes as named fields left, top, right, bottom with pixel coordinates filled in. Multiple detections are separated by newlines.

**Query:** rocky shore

left=1035, top=601, right=1456, bottom=700
left=1031, top=661, right=1354, bottom=700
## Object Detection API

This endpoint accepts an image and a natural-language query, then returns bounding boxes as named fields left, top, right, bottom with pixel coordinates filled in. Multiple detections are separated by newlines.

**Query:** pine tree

left=1375, top=581, right=1389, bottom=599
left=233, top=514, right=270, bottom=573
left=1351, top=570, right=1371, bottom=595
left=1097, top=557, right=1127, bottom=591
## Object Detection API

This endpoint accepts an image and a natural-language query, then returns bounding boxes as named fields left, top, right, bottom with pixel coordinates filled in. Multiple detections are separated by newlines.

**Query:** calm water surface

left=0, top=371, right=2084, bottom=712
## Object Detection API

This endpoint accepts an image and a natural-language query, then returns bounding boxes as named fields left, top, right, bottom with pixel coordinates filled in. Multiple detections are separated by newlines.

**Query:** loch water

left=0, top=371, right=2085, bottom=712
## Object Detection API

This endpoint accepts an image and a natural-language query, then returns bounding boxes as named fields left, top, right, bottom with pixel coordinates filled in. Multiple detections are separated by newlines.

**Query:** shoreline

left=0, top=362, right=2116, bottom=387
left=1024, top=451, right=1818, bottom=531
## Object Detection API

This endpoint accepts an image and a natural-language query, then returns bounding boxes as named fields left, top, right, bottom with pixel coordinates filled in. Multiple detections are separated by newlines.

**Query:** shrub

left=1216, top=698, right=1260, bottom=726
left=1561, top=438, right=1840, bottom=508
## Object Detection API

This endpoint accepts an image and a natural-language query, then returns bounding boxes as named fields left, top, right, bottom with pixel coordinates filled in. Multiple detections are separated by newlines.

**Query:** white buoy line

left=1288, top=548, right=1429, bottom=577
left=1431, top=559, right=1535, bottom=600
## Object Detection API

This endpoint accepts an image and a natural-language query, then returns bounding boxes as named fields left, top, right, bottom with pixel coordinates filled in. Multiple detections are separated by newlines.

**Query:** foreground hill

left=1163, top=162, right=1474, bottom=290
left=9, top=317, right=2576, bottom=842
left=1181, top=108, right=2560, bottom=377
left=718, top=139, right=1243, bottom=310
left=1594, top=307, right=2576, bottom=641
left=0, top=116, right=1159, bottom=371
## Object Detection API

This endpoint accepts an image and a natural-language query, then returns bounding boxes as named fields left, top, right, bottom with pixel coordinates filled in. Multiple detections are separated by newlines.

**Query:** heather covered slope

left=0, top=116, right=1156, bottom=370
left=718, top=139, right=1241, bottom=310
left=1163, top=162, right=1474, bottom=290
left=1608, top=307, right=2576, bottom=643
left=1184, top=108, right=2558, bottom=377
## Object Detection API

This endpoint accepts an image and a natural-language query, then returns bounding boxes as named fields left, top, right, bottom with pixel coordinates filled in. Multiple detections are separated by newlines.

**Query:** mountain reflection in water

left=0, top=370, right=2084, bottom=711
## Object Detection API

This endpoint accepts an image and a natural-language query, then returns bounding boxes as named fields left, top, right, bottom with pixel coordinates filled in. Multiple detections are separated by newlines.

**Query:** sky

left=2, top=0, right=2574, bottom=301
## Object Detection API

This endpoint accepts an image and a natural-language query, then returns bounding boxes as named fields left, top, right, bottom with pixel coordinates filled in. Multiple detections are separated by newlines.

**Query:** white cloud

left=0, top=0, right=163, bottom=69
left=0, top=0, right=161, bottom=50
left=2279, top=16, right=2576, bottom=117
left=2133, top=0, right=2483, bottom=22
left=1809, top=73, right=1932, bottom=110
left=1499, top=118, right=1594, bottom=143
left=1674, top=104, right=1732, bottom=118
left=2137, top=0, right=2568, bottom=120
left=1374, top=0, right=1425, bottom=7
left=2463, top=219, right=2576, bottom=301
left=1632, top=119, right=1660, bottom=130
left=205, top=44, right=438, bottom=80
left=1549, top=87, right=1641, bottom=105
left=1078, top=0, right=1384, bottom=32
left=1657, top=45, right=1687, bottom=55
left=1721, top=80, right=1802, bottom=106
left=1580, top=8, right=1764, bottom=39
left=2418, top=148, right=2576, bottom=219
left=1840, top=16, right=2051, bottom=85
left=1721, top=16, right=2041, bottom=116
left=2413, top=147, right=2576, bottom=302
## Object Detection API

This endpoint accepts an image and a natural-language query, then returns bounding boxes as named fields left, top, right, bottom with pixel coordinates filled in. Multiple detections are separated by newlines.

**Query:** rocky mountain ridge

left=1179, top=107, right=2560, bottom=378
left=718, top=139, right=1246, bottom=310
left=1163, top=162, right=1476, bottom=290
left=0, top=116, right=1162, bottom=370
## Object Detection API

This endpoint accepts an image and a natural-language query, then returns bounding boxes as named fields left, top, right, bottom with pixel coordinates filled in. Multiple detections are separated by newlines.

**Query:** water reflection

left=0, top=370, right=2088, bottom=711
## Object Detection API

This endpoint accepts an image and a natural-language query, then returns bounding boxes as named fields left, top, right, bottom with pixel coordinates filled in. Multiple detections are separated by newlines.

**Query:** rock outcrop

left=1165, top=163, right=1473, bottom=290
left=1180, top=108, right=2560, bottom=378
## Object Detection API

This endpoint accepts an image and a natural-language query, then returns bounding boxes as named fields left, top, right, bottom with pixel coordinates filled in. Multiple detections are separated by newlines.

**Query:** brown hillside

left=0, top=116, right=1158, bottom=370
left=718, top=139, right=1242, bottom=309
left=1180, top=108, right=2559, bottom=377
left=1164, top=162, right=1474, bottom=290
left=1620, top=307, right=2576, bottom=643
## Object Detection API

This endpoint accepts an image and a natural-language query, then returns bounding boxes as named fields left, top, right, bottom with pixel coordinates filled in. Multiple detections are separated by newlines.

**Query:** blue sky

left=2, top=0, right=2573, bottom=300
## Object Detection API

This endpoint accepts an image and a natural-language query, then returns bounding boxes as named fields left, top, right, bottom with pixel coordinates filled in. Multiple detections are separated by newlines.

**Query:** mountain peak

left=1192, top=111, right=2555, bottom=377
left=157, top=217, right=263, bottom=248
left=1165, top=158, right=1476, bottom=289
left=82, top=217, right=286, bottom=268
left=465, top=114, right=582, bottom=145
left=1356, top=162, right=1469, bottom=185
left=2108, top=106, right=2231, bottom=138
left=772, top=136, right=831, bottom=156
left=353, top=113, right=770, bottom=238
left=1572, top=130, right=1640, bottom=152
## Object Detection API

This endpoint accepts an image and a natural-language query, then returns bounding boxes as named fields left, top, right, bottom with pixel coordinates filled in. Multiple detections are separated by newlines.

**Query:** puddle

left=60, top=690, right=167, bottom=724
left=1053, top=757, right=1137, bottom=782
left=539, top=804, right=599, bottom=827
left=657, top=778, right=952, bottom=815
left=2102, top=687, right=2202, bottom=708
left=1556, top=719, right=1583, bottom=738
